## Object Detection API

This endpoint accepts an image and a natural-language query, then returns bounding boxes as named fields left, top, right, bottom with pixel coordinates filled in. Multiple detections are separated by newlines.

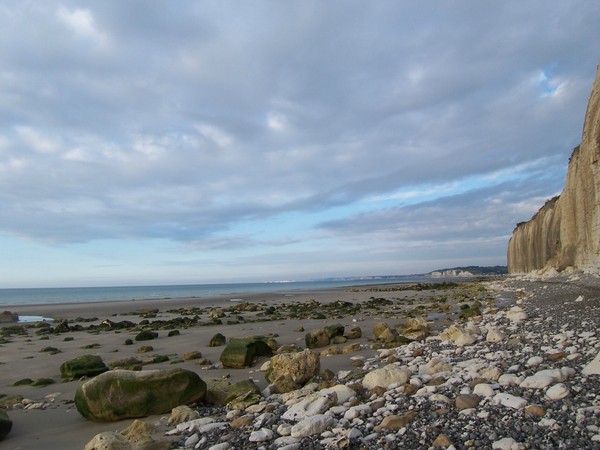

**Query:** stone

left=219, top=337, right=273, bottom=369
left=290, top=414, right=335, bottom=438
left=526, top=356, right=544, bottom=367
left=305, top=324, right=344, bottom=349
left=373, top=322, right=399, bottom=342
left=75, top=368, right=206, bottom=422
left=363, top=364, right=412, bottom=390
left=473, top=383, right=495, bottom=398
left=432, top=433, right=453, bottom=448
left=402, top=317, right=429, bottom=341
left=486, top=328, right=506, bottom=343
left=0, top=410, right=12, bottom=441
left=265, top=349, right=320, bottom=394
left=135, top=330, right=158, bottom=341
left=60, top=354, right=109, bottom=380
left=205, top=378, right=262, bottom=408
left=345, top=326, right=362, bottom=339
left=506, top=306, right=528, bottom=323
left=519, top=367, right=575, bottom=389
left=209, top=333, right=226, bottom=347
left=493, top=392, right=527, bottom=410
left=249, top=428, right=274, bottom=442
left=419, top=358, right=452, bottom=375
left=84, top=432, right=131, bottom=450
left=121, top=419, right=170, bottom=449
left=498, top=374, right=523, bottom=386
left=439, top=325, right=475, bottom=346
left=230, top=415, right=253, bottom=429
left=318, top=384, right=356, bottom=405
left=455, top=394, right=480, bottom=410
left=168, top=405, right=201, bottom=425
left=281, top=393, right=336, bottom=421
left=546, top=383, right=570, bottom=400
left=0, top=311, right=18, bottom=323
left=582, top=350, right=600, bottom=375
left=524, top=405, right=546, bottom=418
left=182, top=351, right=203, bottom=361
left=374, top=411, right=417, bottom=431
left=479, top=366, right=502, bottom=382
left=492, top=437, right=525, bottom=450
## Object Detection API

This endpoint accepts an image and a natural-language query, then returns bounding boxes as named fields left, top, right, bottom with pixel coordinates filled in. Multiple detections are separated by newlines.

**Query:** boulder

left=75, top=368, right=206, bottom=422
left=305, top=324, right=344, bottom=349
left=345, top=326, right=362, bottom=340
left=205, top=378, right=262, bottom=408
left=167, top=405, right=200, bottom=425
left=0, top=410, right=12, bottom=441
left=135, top=330, right=158, bottom=341
left=363, top=364, right=412, bottom=390
left=60, top=354, right=109, bottom=380
left=402, top=317, right=429, bottom=341
left=209, top=333, right=226, bottom=347
left=219, top=337, right=273, bottom=369
left=0, top=311, right=18, bottom=323
left=265, top=349, right=320, bottom=393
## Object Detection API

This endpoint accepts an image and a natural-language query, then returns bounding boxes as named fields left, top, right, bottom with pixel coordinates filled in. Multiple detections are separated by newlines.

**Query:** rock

left=0, top=311, right=18, bottom=323
left=546, top=383, right=570, bottom=400
left=290, top=414, right=335, bottom=438
left=345, top=326, right=362, bottom=339
left=520, top=367, right=575, bottom=389
left=374, top=411, right=417, bottom=431
left=168, top=405, right=201, bottom=425
left=219, top=337, right=273, bottom=369
left=363, top=364, right=412, bottom=390
left=60, top=354, right=109, bottom=380
left=402, top=317, right=429, bottom=341
left=432, top=433, right=453, bottom=448
left=582, top=350, right=600, bottom=375
left=479, top=366, right=502, bottom=382
left=135, top=330, right=158, bottom=341
left=493, top=392, right=528, bottom=410
left=318, top=384, right=356, bottom=405
left=281, top=393, right=336, bottom=421
left=455, top=394, right=480, bottom=410
left=205, top=378, right=262, bottom=407
left=249, top=428, right=274, bottom=442
left=419, top=358, right=452, bottom=375
left=473, top=383, right=495, bottom=398
left=524, top=405, right=546, bottom=418
left=265, top=349, right=320, bottom=393
left=492, top=437, right=525, bottom=450
left=508, top=66, right=600, bottom=274
left=305, top=324, right=344, bottom=349
left=0, top=410, right=12, bottom=441
left=486, top=328, right=506, bottom=343
left=439, top=325, right=476, bottom=346
left=526, top=356, right=544, bottom=367
left=209, top=333, right=226, bottom=347
left=75, top=368, right=207, bottom=422
left=182, top=351, right=203, bottom=361
left=84, top=432, right=131, bottom=450
left=121, top=419, right=170, bottom=449
left=506, top=306, right=528, bottom=323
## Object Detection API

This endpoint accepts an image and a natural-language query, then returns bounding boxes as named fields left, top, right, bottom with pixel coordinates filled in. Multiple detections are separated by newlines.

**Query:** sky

left=1, top=1, right=599, bottom=288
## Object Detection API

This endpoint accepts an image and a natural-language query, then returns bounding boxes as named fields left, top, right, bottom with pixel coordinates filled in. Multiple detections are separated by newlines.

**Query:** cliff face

left=507, top=65, right=600, bottom=274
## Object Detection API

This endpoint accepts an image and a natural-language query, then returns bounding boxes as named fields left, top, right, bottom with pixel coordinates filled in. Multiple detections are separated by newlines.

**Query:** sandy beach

left=0, top=280, right=496, bottom=449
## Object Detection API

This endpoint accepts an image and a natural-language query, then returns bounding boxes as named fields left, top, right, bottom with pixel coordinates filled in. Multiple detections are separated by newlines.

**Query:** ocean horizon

left=0, top=276, right=429, bottom=307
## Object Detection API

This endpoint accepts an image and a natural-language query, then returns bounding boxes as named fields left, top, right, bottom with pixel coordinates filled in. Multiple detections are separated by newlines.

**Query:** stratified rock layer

left=508, top=65, right=600, bottom=274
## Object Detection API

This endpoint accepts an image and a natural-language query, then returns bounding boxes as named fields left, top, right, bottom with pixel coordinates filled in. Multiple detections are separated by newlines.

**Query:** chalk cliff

left=507, top=65, right=600, bottom=274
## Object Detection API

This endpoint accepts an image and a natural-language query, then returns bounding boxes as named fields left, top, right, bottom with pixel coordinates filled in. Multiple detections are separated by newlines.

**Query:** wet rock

left=60, top=354, right=108, bottom=380
left=0, top=410, right=12, bottom=441
left=219, top=337, right=273, bottom=369
left=209, top=333, right=227, bottom=347
left=83, top=432, right=131, bottom=450
left=266, top=349, right=320, bottom=393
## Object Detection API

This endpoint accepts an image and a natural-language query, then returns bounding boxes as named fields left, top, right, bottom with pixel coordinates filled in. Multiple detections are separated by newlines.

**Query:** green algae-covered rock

left=205, top=378, right=262, bottom=407
left=305, top=324, right=345, bottom=349
left=75, top=368, right=206, bottom=422
left=135, top=330, right=158, bottom=341
left=219, top=338, right=273, bottom=369
left=0, top=410, right=12, bottom=441
left=209, top=333, right=226, bottom=347
left=60, top=354, right=108, bottom=380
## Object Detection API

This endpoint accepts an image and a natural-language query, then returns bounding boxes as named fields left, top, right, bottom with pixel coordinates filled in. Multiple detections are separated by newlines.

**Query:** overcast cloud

left=1, top=1, right=599, bottom=287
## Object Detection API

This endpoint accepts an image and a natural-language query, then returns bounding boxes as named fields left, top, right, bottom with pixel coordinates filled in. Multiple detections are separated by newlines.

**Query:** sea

left=0, top=276, right=429, bottom=308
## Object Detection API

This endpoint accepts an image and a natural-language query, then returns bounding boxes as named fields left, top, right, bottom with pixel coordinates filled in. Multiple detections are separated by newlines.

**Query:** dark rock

left=135, top=330, right=158, bottom=341
left=60, top=354, right=109, bottom=380
left=209, top=333, right=226, bottom=347
left=75, top=368, right=206, bottom=422
left=0, top=410, right=12, bottom=440
left=0, top=311, right=18, bottom=323
left=219, top=337, right=273, bottom=369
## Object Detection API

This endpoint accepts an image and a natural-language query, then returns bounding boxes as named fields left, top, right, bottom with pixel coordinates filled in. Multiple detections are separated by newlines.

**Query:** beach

left=1, top=276, right=599, bottom=449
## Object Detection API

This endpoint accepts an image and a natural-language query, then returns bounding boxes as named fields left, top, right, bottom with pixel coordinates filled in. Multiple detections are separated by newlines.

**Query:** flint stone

left=546, top=383, right=570, bottom=400
left=486, top=328, right=506, bottom=343
left=363, top=364, right=412, bottom=390
left=506, top=306, right=528, bottom=323
left=75, top=369, right=206, bottom=422
left=290, top=414, right=335, bottom=439
left=419, top=358, right=452, bottom=375
left=493, top=392, right=527, bottom=409
left=281, top=393, right=335, bottom=421
left=374, top=410, right=417, bottom=431
left=492, top=437, right=525, bottom=450
left=455, top=394, right=481, bottom=410
left=318, top=384, right=356, bottom=405
left=519, top=367, right=575, bottom=389
left=60, top=354, right=108, bottom=380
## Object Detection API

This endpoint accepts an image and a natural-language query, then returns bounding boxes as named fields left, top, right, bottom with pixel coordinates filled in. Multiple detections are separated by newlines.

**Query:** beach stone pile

left=156, top=278, right=600, bottom=450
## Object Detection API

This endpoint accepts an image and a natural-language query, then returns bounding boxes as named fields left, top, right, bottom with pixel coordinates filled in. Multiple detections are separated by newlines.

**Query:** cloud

left=0, top=1, right=599, bottom=284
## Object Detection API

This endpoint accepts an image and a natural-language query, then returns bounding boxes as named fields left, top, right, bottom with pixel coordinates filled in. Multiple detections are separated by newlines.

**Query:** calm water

left=0, top=276, right=428, bottom=307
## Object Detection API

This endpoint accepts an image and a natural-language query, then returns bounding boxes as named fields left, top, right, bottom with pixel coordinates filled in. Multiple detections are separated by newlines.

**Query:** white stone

left=419, top=358, right=452, bottom=375
left=207, top=443, right=229, bottom=450
left=362, top=365, right=412, bottom=390
left=506, top=307, right=528, bottom=323
left=582, top=351, right=600, bottom=375
left=319, top=385, right=356, bottom=405
left=274, top=436, right=300, bottom=447
left=184, top=433, right=200, bottom=447
left=493, top=393, right=528, bottom=409
left=492, top=437, right=525, bottom=450
left=343, top=404, right=371, bottom=420
left=546, top=383, right=570, bottom=400
left=290, top=414, right=335, bottom=439
left=498, top=374, right=523, bottom=387
left=282, top=393, right=335, bottom=421
left=473, top=383, right=495, bottom=397
left=249, top=428, right=274, bottom=442
left=277, top=423, right=293, bottom=436
left=486, top=329, right=506, bottom=343
left=526, top=356, right=544, bottom=367
left=479, top=366, right=503, bottom=382
left=455, top=333, right=476, bottom=346
left=520, top=368, right=575, bottom=389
